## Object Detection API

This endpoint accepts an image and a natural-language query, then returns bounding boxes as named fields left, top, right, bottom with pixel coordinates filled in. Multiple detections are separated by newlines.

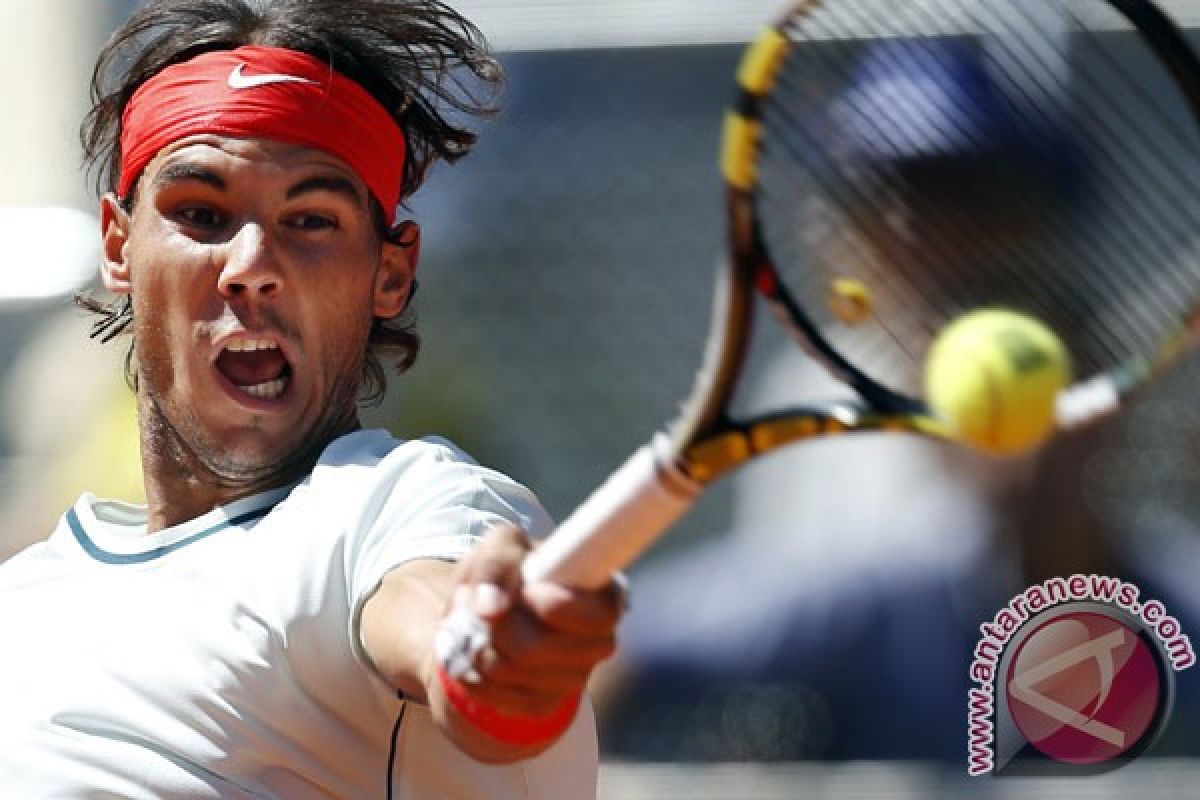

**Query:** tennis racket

left=429, top=1, right=1200, bottom=677
left=503, top=0, right=1200, bottom=596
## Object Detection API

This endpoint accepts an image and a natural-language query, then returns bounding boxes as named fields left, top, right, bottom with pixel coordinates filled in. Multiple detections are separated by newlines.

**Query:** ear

left=100, top=193, right=133, bottom=295
left=374, top=220, right=420, bottom=318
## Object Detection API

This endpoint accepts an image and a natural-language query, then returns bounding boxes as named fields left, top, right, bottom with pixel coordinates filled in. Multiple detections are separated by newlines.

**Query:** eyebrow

left=151, top=163, right=227, bottom=193
left=148, top=164, right=363, bottom=209
left=286, top=175, right=365, bottom=208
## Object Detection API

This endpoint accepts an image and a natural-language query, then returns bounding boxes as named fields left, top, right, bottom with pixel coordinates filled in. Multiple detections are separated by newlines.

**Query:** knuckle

left=492, top=613, right=540, bottom=664
left=488, top=522, right=532, bottom=552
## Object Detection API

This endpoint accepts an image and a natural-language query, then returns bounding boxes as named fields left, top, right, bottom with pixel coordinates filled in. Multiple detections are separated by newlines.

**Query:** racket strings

left=755, top=76, right=954, bottom=373
left=1066, top=7, right=1200, bottom=203
left=768, top=8, right=1110, bottom=381
left=755, top=82, right=945, bottom=359
left=783, top=4, right=1117, bottom=364
left=766, top=27, right=1075, bottom=356
left=1023, top=5, right=1200, bottom=298
left=757, top=0, right=1200, bottom=392
left=793, top=6, right=1038, bottom=318
left=753, top=33, right=958, bottom=353
left=812, top=0, right=1186, bottom=361
left=959, top=1, right=1199, bottom=357
left=924, top=0, right=1200, bottom=317
left=758, top=175, right=936, bottom=374
left=802, top=8, right=1111, bottom=330
left=1052, top=24, right=1200, bottom=360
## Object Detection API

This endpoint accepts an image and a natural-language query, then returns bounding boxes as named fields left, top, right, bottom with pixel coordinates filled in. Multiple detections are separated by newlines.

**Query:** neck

left=136, top=390, right=358, bottom=532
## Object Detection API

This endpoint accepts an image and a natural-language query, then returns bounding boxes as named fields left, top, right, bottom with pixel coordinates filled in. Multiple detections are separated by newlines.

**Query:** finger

left=483, top=617, right=617, bottom=673
left=453, top=523, right=533, bottom=620
left=520, top=580, right=625, bottom=637
left=483, top=643, right=617, bottom=692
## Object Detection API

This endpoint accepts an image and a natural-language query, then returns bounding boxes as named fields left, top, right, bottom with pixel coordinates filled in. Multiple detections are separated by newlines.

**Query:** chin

left=191, top=426, right=314, bottom=484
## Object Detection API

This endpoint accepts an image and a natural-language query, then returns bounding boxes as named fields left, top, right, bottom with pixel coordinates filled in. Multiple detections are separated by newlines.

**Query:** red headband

left=119, top=46, right=407, bottom=217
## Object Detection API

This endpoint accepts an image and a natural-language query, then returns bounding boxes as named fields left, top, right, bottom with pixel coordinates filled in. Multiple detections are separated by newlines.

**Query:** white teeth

left=236, top=378, right=287, bottom=399
left=225, top=339, right=280, bottom=353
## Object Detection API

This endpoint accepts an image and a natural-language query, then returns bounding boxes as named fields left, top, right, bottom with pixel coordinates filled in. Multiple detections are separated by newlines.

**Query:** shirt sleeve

left=341, top=435, right=555, bottom=676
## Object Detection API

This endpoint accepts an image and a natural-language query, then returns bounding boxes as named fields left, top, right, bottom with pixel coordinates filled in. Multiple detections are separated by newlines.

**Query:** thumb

left=454, top=523, right=533, bottom=621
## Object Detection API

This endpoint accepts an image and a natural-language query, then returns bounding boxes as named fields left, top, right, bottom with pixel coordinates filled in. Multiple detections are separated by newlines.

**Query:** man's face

left=100, top=135, right=414, bottom=482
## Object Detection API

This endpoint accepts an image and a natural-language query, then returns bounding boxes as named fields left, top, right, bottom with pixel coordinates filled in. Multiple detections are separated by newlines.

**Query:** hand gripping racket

left=438, top=0, right=1200, bottom=684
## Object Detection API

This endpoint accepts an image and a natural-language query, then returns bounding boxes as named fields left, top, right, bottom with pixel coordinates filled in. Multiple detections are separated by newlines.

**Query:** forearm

left=360, top=560, right=554, bottom=763
left=359, top=561, right=448, bottom=702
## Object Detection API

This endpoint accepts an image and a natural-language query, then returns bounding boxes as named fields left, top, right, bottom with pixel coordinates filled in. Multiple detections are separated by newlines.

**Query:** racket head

left=722, top=0, right=1200, bottom=448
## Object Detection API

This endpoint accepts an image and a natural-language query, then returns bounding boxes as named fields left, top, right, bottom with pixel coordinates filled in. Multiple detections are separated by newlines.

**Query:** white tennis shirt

left=0, top=429, right=597, bottom=798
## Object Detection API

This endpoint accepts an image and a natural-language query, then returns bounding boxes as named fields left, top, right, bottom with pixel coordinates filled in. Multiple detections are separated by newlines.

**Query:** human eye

left=284, top=212, right=340, bottom=233
left=175, top=205, right=226, bottom=230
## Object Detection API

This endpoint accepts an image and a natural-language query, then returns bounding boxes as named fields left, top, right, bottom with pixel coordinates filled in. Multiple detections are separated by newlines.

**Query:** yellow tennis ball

left=924, top=310, right=1071, bottom=455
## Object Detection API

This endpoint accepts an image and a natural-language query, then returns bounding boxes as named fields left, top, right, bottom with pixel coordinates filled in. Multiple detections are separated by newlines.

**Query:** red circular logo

left=1005, top=611, right=1162, bottom=765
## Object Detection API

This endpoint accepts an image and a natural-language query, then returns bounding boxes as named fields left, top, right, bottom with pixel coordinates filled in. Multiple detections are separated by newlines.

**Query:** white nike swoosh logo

left=227, top=64, right=319, bottom=90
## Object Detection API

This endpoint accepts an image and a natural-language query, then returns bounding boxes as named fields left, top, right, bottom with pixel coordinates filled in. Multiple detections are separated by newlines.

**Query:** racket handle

left=521, top=435, right=701, bottom=589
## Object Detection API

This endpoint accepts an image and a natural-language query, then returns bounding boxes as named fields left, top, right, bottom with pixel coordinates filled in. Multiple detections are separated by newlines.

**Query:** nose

left=217, top=222, right=284, bottom=299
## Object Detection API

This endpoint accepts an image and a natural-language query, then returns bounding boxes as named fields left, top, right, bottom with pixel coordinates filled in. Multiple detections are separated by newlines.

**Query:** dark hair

left=78, top=0, right=502, bottom=403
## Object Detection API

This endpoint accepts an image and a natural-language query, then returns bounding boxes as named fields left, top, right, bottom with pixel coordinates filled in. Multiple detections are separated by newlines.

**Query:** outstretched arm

left=360, top=524, right=621, bottom=763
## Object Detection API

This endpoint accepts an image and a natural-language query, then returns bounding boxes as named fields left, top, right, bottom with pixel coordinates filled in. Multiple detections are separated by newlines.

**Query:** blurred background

left=5, top=0, right=1200, bottom=796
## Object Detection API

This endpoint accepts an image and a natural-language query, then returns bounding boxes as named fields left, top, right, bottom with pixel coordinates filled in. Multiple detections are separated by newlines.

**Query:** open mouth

left=214, top=338, right=292, bottom=401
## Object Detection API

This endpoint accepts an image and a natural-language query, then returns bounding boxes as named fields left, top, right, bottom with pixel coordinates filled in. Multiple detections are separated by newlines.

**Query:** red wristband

left=436, top=664, right=582, bottom=747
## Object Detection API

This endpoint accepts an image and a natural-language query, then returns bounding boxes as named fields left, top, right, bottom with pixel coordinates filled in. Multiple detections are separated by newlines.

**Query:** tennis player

left=0, top=0, right=620, bottom=796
